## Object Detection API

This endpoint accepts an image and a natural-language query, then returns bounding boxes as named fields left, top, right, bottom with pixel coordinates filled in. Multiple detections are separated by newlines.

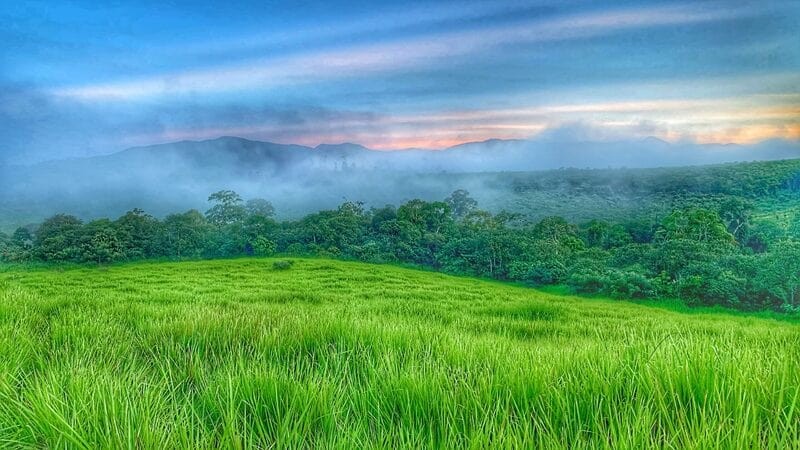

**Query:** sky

left=1, top=0, right=799, bottom=163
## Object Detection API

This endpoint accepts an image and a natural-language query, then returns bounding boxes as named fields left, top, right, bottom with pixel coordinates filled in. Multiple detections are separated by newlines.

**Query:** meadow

left=0, top=258, right=798, bottom=448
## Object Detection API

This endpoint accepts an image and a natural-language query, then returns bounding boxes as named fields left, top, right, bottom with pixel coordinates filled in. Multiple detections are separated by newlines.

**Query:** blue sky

left=1, top=0, right=798, bottom=162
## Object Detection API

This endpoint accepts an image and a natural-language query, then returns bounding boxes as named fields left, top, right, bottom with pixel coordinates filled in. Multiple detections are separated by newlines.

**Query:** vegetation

left=272, top=259, right=294, bottom=270
left=0, top=258, right=797, bottom=448
left=417, top=158, right=800, bottom=223
left=3, top=158, right=800, bottom=312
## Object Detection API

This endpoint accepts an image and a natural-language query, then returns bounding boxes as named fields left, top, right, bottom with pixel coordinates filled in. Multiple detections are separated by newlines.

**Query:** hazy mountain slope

left=0, top=136, right=798, bottom=230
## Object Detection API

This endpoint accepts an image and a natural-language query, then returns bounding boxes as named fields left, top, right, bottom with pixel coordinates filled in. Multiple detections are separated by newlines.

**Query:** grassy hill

left=0, top=258, right=798, bottom=448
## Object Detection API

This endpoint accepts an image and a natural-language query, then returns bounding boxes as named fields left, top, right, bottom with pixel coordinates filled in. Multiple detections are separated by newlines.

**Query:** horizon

left=2, top=1, right=799, bottom=164
left=8, top=132, right=799, bottom=167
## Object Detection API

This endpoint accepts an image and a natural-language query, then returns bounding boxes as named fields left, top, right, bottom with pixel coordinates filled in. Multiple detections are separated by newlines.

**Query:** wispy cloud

left=165, top=1, right=531, bottom=59
left=53, top=3, right=754, bottom=101
left=5, top=0, right=797, bottom=162
left=122, top=91, right=799, bottom=149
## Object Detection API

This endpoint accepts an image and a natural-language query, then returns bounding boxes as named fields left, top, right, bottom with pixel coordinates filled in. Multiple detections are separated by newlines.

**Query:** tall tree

left=245, top=198, right=275, bottom=218
left=445, top=189, right=478, bottom=219
left=162, top=210, right=209, bottom=259
left=81, top=219, right=124, bottom=264
left=115, top=208, right=160, bottom=259
left=34, top=214, right=84, bottom=262
left=205, top=190, right=246, bottom=227
left=657, top=208, right=735, bottom=249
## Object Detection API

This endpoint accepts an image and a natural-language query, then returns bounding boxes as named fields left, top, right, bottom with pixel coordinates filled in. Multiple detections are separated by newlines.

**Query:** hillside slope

left=2, top=150, right=800, bottom=231
left=1, top=136, right=798, bottom=226
left=0, top=258, right=798, bottom=448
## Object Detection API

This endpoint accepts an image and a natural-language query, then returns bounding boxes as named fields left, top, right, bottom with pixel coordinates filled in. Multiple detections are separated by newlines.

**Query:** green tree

left=0, top=231, right=9, bottom=262
left=35, top=214, right=84, bottom=262
left=532, top=216, right=585, bottom=253
left=242, top=214, right=279, bottom=255
left=397, top=200, right=453, bottom=266
left=162, top=210, right=209, bottom=259
left=245, top=198, right=275, bottom=218
left=676, top=261, right=745, bottom=308
left=81, top=219, right=124, bottom=264
left=115, top=209, right=160, bottom=259
left=252, top=236, right=277, bottom=256
left=12, top=227, right=34, bottom=247
left=657, top=208, right=735, bottom=248
left=508, top=217, right=585, bottom=285
left=766, top=240, right=800, bottom=309
left=440, top=210, right=517, bottom=278
left=292, top=202, right=369, bottom=256
left=583, top=220, right=632, bottom=249
left=374, top=218, right=422, bottom=262
left=445, top=189, right=478, bottom=219
left=205, top=190, right=246, bottom=227
left=370, top=205, right=397, bottom=229
left=0, top=227, right=34, bottom=262
left=397, top=200, right=452, bottom=234
left=717, top=197, right=753, bottom=243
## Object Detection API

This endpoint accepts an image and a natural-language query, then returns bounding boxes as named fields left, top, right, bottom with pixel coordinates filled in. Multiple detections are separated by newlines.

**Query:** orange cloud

left=125, top=93, right=798, bottom=149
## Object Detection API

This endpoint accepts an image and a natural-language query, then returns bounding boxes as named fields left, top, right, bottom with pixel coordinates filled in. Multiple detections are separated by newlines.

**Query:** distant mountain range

left=0, top=135, right=798, bottom=229
left=13, top=134, right=800, bottom=175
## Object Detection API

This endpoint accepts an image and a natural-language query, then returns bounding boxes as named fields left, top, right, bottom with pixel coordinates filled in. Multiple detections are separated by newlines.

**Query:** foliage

left=3, top=175, right=800, bottom=312
left=205, top=190, right=246, bottom=227
left=272, top=259, right=294, bottom=270
left=34, top=214, right=84, bottom=262
left=567, top=267, right=656, bottom=299
left=162, top=210, right=210, bottom=259
left=252, top=236, right=277, bottom=256
left=245, top=198, right=275, bottom=218
left=445, top=189, right=478, bottom=218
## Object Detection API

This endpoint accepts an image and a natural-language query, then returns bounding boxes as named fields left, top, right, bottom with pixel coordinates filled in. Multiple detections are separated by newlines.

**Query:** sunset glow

left=1, top=0, right=798, bottom=162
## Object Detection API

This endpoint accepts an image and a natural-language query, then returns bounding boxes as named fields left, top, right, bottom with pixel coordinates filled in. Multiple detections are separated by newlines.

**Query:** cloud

left=164, top=1, right=535, bottom=61
left=116, top=92, right=799, bottom=150
left=51, top=3, right=755, bottom=101
left=3, top=0, right=796, bottom=162
left=4, top=73, right=796, bottom=165
left=0, top=82, right=166, bottom=163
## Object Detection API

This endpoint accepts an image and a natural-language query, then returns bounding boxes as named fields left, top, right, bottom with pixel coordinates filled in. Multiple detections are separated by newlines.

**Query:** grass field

left=0, top=258, right=798, bottom=448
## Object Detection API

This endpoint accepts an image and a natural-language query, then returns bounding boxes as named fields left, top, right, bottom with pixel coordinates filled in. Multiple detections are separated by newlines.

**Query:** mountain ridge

left=9, top=135, right=800, bottom=170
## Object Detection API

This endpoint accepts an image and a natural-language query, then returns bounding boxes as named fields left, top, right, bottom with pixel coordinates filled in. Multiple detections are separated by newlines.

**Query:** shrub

left=567, top=271, right=607, bottom=295
left=285, top=243, right=308, bottom=255
left=567, top=268, right=655, bottom=299
left=509, top=259, right=565, bottom=285
left=677, top=263, right=745, bottom=308
left=272, top=260, right=294, bottom=270
left=252, top=236, right=277, bottom=256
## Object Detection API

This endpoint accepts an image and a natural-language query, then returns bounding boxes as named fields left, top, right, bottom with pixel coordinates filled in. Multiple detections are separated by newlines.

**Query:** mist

left=2, top=0, right=797, bottom=233
left=1, top=129, right=798, bottom=231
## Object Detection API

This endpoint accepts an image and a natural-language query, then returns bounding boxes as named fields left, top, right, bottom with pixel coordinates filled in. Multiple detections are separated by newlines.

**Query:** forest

left=3, top=158, right=800, bottom=313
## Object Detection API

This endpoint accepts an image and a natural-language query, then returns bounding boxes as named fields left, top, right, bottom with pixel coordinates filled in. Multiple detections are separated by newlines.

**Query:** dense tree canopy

left=2, top=179, right=799, bottom=313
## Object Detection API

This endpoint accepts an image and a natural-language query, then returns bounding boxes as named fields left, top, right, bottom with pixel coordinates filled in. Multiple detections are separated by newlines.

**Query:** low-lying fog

left=1, top=133, right=798, bottom=229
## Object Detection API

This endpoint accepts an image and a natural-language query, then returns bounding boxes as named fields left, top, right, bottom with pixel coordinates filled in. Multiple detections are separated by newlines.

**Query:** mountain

left=10, top=134, right=800, bottom=176
left=0, top=135, right=798, bottom=229
left=435, top=137, right=800, bottom=170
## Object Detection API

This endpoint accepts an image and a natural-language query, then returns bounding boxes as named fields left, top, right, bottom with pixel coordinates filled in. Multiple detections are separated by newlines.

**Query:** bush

left=509, top=259, right=565, bottom=285
left=567, top=271, right=607, bottom=295
left=606, top=269, right=655, bottom=299
left=272, top=260, right=294, bottom=270
left=285, top=243, right=308, bottom=255
left=252, top=236, right=276, bottom=256
left=567, top=268, right=655, bottom=299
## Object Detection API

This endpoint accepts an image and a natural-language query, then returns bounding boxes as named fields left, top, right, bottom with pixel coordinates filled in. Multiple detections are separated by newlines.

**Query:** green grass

left=0, top=258, right=798, bottom=449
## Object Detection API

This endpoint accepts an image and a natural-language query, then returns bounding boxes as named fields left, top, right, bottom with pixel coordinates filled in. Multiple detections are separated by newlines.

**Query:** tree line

left=1, top=189, right=798, bottom=313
